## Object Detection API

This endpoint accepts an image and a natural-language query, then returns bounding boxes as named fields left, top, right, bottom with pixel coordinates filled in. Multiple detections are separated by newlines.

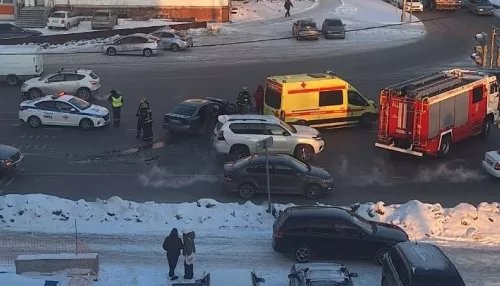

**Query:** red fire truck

left=375, top=69, right=500, bottom=157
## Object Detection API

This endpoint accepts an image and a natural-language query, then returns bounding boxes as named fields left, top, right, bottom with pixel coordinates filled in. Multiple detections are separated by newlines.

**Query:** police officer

left=136, top=98, right=153, bottom=140
left=236, top=86, right=251, bottom=114
left=107, top=90, right=123, bottom=126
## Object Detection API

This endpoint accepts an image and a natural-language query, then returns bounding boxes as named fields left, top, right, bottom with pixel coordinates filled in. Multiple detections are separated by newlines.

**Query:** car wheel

left=27, top=116, right=42, bottom=128
left=143, top=48, right=153, bottom=57
left=481, top=117, right=491, bottom=138
left=294, top=245, right=312, bottom=263
left=238, top=183, right=256, bottom=199
left=294, top=144, right=314, bottom=162
left=229, top=145, right=250, bottom=160
left=77, top=19, right=81, bottom=26
left=79, top=118, right=94, bottom=130
left=65, top=24, right=70, bottom=30
left=170, top=43, right=180, bottom=52
left=437, top=135, right=451, bottom=157
left=304, top=184, right=322, bottom=200
left=76, top=87, right=92, bottom=101
left=106, top=47, right=117, bottom=56
left=375, top=247, right=390, bottom=265
left=27, top=88, right=42, bottom=100
left=6, top=75, right=20, bottom=86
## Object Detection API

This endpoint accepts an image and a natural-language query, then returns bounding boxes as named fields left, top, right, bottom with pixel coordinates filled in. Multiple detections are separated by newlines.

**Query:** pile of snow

left=32, top=19, right=184, bottom=36
left=0, top=273, right=46, bottom=286
left=186, top=25, right=239, bottom=36
left=1, top=194, right=499, bottom=243
left=230, top=0, right=317, bottom=23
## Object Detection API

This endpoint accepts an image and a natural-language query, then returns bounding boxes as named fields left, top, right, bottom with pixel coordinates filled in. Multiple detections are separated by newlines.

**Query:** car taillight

left=90, top=81, right=98, bottom=86
left=61, top=20, right=65, bottom=23
left=273, top=231, right=283, bottom=238
left=495, top=163, right=500, bottom=170
left=223, top=172, right=232, bottom=181
left=217, top=131, right=225, bottom=140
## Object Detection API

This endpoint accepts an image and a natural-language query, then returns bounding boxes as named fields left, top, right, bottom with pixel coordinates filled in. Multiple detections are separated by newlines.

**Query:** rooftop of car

left=95, top=9, right=113, bottom=12
left=54, top=68, right=94, bottom=74
left=286, top=205, right=352, bottom=219
left=294, top=262, right=349, bottom=282
left=180, top=98, right=209, bottom=106
left=239, top=154, right=294, bottom=165
left=218, top=114, right=280, bottom=124
left=267, top=72, right=340, bottom=83
left=209, top=269, right=254, bottom=286
left=395, top=242, right=458, bottom=276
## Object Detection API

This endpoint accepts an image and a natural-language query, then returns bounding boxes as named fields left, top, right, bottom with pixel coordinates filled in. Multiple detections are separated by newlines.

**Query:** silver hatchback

left=91, top=9, right=118, bottom=30
left=292, top=20, right=320, bottom=40
left=102, top=33, right=162, bottom=57
left=150, top=30, right=193, bottom=52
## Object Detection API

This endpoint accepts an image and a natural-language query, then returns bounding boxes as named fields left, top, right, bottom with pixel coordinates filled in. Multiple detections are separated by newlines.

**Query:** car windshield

left=51, top=12, right=66, bottom=18
left=94, top=12, right=109, bottom=17
left=171, top=105, right=197, bottom=117
left=289, top=157, right=310, bottom=172
left=301, top=22, right=316, bottom=27
left=478, top=0, right=491, bottom=4
left=351, top=214, right=373, bottom=234
left=326, top=19, right=342, bottom=26
left=279, top=119, right=297, bottom=133
left=68, top=98, right=91, bottom=110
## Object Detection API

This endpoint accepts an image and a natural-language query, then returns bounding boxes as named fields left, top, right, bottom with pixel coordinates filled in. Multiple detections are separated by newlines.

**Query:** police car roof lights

left=325, top=70, right=336, bottom=76
left=51, top=92, right=65, bottom=99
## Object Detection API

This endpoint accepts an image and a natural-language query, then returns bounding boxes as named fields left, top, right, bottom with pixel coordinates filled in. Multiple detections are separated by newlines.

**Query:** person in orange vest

left=253, top=85, right=264, bottom=114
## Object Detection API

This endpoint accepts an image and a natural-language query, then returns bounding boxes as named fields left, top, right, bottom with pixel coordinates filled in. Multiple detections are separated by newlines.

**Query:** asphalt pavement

left=1, top=10, right=500, bottom=207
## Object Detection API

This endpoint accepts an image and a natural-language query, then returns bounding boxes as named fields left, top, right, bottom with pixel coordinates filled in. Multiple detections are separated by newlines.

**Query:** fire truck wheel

left=438, top=136, right=451, bottom=157
left=481, top=118, right=491, bottom=138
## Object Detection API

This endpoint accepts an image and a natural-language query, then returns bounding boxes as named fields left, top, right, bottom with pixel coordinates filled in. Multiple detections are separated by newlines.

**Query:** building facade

left=0, top=0, right=14, bottom=20
left=22, top=0, right=230, bottom=22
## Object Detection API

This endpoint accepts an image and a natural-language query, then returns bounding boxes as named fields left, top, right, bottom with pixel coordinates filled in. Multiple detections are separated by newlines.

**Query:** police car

left=19, top=93, right=110, bottom=130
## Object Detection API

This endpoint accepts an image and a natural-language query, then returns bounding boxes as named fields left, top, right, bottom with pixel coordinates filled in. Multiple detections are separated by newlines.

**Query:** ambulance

left=263, top=71, right=378, bottom=128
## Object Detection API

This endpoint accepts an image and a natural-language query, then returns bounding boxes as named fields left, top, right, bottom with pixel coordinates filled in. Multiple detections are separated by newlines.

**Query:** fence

left=0, top=21, right=207, bottom=45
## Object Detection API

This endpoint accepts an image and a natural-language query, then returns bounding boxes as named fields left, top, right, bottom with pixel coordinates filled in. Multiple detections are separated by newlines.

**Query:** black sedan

left=222, top=154, right=334, bottom=199
left=0, top=23, right=42, bottom=40
left=288, top=262, right=358, bottom=286
left=0, top=144, right=23, bottom=175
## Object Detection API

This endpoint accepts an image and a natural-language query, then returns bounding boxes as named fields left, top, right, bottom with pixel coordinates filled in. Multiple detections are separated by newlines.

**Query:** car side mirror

left=288, top=274, right=298, bottom=279
left=44, top=80, right=49, bottom=83
left=70, top=108, right=76, bottom=112
left=349, top=272, right=358, bottom=278
left=283, top=131, right=290, bottom=136
left=256, top=277, right=265, bottom=283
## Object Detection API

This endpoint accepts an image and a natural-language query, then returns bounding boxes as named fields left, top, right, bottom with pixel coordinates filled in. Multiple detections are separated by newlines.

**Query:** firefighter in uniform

left=136, top=98, right=153, bottom=141
left=107, top=90, right=123, bottom=126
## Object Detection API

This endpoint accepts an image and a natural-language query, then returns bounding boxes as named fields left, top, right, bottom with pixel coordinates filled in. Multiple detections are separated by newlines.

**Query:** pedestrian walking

left=107, top=90, right=123, bottom=127
left=136, top=98, right=153, bottom=140
left=162, top=228, right=184, bottom=280
left=253, top=85, right=264, bottom=114
left=182, top=228, right=196, bottom=279
left=284, top=0, right=293, bottom=17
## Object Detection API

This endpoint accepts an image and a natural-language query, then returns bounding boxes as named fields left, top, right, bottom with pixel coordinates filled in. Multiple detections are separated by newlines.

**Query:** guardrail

left=0, top=22, right=207, bottom=46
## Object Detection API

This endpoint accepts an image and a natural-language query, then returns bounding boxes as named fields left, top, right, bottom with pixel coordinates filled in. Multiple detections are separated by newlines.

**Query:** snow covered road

left=1, top=231, right=499, bottom=285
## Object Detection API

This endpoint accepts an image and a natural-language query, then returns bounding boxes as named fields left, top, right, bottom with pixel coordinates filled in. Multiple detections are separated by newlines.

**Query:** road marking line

left=19, top=172, right=220, bottom=177
left=44, top=135, right=48, bottom=139
left=36, top=135, right=40, bottom=139
left=17, top=144, right=22, bottom=148
left=34, top=145, right=39, bottom=149
left=21, top=135, right=26, bottom=139
left=28, top=136, right=33, bottom=139
left=26, top=144, right=31, bottom=148
left=42, top=145, right=47, bottom=148
left=52, top=136, right=56, bottom=139
left=125, top=129, right=136, bottom=131
left=10, top=124, right=20, bottom=127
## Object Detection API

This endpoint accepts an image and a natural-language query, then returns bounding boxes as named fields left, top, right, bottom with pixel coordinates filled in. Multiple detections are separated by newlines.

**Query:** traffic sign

left=256, top=136, right=273, bottom=152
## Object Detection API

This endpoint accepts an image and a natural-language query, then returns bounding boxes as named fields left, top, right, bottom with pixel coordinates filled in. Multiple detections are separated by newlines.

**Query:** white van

left=0, top=45, right=43, bottom=86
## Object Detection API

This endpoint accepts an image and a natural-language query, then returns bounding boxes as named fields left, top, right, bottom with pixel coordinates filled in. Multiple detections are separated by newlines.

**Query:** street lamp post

left=256, top=136, right=274, bottom=213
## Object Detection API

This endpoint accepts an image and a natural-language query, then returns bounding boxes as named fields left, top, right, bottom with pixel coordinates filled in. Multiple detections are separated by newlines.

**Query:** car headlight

left=313, top=134, right=322, bottom=140
left=323, top=177, right=333, bottom=183
left=1, top=159, right=12, bottom=166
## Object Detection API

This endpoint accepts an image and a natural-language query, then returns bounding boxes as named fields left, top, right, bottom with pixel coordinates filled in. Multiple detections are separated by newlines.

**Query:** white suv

left=21, top=68, right=101, bottom=101
left=213, top=115, right=325, bottom=161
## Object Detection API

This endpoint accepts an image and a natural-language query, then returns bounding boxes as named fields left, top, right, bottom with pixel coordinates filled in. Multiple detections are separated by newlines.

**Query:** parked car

left=321, top=18, right=346, bottom=39
left=0, top=45, right=43, bottom=86
left=481, top=149, right=500, bottom=177
left=288, top=262, right=358, bottom=286
left=150, top=30, right=193, bottom=51
left=0, top=144, right=23, bottom=176
left=468, top=0, right=495, bottom=15
left=272, top=205, right=409, bottom=264
left=222, top=154, right=333, bottom=199
left=47, top=11, right=80, bottom=30
left=292, top=20, right=320, bottom=40
left=0, top=23, right=42, bottom=40
left=19, top=93, right=110, bottom=130
left=381, top=242, right=466, bottom=286
left=91, top=9, right=118, bottom=30
left=21, top=68, right=101, bottom=101
left=213, top=114, right=325, bottom=161
left=174, top=269, right=265, bottom=286
left=102, top=33, right=162, bottom=57
left=398, top=0, right=425, bottom=12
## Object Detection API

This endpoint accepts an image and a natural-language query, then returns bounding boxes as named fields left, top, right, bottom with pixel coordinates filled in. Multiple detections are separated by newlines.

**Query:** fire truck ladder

left=378, top=96, right=390, bottom=140
left=386, top=72, right=447, bottom=92
left=412, top=100, right=427, bottom=147
left=406, top=77, right=462, bottom=99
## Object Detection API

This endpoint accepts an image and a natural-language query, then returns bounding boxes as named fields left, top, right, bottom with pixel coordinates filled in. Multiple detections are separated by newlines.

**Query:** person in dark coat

left=253, top=85, right=264, bottom=114
left=162, top=228, right=184, bottom=280
left=182, top=228, right=196, bottom=279
left=107, top=90, right=123, bottom=127
left=284, top=0, right=293, bottom=17
left=136, top=98, right=153, bottom=140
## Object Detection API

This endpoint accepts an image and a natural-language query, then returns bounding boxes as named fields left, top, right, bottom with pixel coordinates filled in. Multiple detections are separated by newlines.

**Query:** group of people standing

left=107, top=90, right=153, bottom=141
left=162, top=228, right=197, bottom=280
left=236, top=85, right=265, bottom=114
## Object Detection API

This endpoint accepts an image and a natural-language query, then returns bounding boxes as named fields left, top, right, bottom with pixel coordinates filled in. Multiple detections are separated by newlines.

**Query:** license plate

left=171, top=119, right=180, bottom=123
left=487, top=158, right=493, bottom=165
left=52, top=20, right=58, bottom=23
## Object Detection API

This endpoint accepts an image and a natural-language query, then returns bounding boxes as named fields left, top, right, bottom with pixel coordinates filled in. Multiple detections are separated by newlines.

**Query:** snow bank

left=1, top=194, right=499, bottom=243
left=0, top=273, right=46, bottom=286
left=230, top=0, right=317, bottom=23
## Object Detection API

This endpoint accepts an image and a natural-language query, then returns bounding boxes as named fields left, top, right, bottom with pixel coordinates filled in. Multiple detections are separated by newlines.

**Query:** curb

left=0, top=22, right=207, bottom=46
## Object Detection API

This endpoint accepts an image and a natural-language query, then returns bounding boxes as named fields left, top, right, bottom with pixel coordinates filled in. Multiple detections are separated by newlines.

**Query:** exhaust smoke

left=138, top=164, right=219, bottom=189
left=413, top=163, right=487, bottom=183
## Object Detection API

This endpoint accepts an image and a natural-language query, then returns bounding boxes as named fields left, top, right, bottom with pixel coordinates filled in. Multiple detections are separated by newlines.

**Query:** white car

left=19, top=93, right=110, bottom=130
left=47, top=11, right=80, bottom=30
left=398, top=0, right=424, bottom=12
left=482, top=150, right=500, bottom=177
left=213, top=114, right=325, bottom=161
left=102, top=33, right=162, bottom=57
